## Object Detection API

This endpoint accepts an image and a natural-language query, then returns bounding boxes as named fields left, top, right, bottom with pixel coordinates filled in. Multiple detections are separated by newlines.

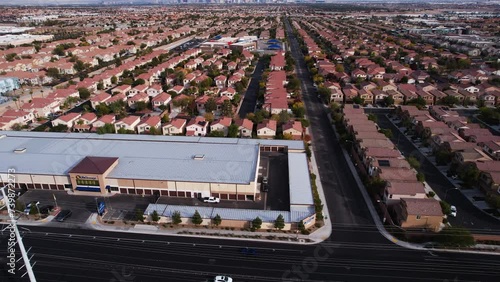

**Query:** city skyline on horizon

left=0, top=0, right=492, bottom=6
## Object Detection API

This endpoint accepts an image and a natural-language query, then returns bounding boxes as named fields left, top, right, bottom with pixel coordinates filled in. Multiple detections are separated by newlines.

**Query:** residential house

left=186, top=116, right=208, bottom=136
left=51, top=112, right=81, bottom=129
left=90, top=114, right=115, bottom=132
left=162, top=118, right=187, bottom=135
left=395, top=198, right=443, bottom=232
left=220, top=87, right=236, bottom=100
left=151, top=92, right=171, bottom=111
left=73, top=112, right=97, bottom=132
left=114, top=116, right=140, bottom=133
left=257, top=119, right=277, bottom=139
left=282, top=120, right=303, bottom=140
left=128, top=92, right=149, bottom=109
left=90, top=93, right=111, bottom=109
left=146, top=84, right=163, bottom=98
left=210, top=117, right=232, bottom=136
left=384, top=181, right=427, bottom=205
left=137, top=116, right=161, bottom=134
left=235, top=118, right=253, bottom=138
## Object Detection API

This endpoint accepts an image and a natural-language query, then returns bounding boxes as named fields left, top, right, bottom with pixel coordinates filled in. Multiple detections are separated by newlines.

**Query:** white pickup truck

left=203, top=197, right=220, bottom=203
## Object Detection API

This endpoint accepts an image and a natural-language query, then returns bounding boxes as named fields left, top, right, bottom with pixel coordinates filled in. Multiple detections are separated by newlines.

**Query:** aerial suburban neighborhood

left=0, top=2, right=499, bottom=282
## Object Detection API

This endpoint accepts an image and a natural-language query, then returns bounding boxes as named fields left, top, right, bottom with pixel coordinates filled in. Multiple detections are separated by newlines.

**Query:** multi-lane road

left=0, top=19, right=499, bottom=282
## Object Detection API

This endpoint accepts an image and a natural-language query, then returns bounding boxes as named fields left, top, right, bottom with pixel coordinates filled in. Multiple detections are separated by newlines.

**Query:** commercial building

left=0, top=34, right=53, bottom=47
left=0, top=77, right=20, bottom=95
left=0, top=131, right=308, bottom=202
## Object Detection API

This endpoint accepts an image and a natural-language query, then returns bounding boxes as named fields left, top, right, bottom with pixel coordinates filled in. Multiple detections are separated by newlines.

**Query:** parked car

left=55, top=210, right=72, bottom=222
left=262, top=176, right=268, bottom=185
left=203, top=197, right=220, bottom=203
left=261, top=183, right=269, bottom=192
left=214, top=276, right=233, bottom=282
left=450, top=206, right=457, bottom=217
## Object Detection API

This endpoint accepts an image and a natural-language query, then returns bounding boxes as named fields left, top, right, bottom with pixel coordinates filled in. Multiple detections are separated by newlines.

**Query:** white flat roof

left=145, top=204, right=315, bottom=223
left=288, top=153, right=314, bottom=206
left=0, top=131, right=261, bottom=184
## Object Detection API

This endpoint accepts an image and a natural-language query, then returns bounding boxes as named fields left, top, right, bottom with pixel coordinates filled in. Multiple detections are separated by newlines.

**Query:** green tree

left=251, top=216, right=262, bottom=231
left=212, top=214, right=222, bottom=226
left=367, top=114, right=378, bottom=123
left=73, top=60, right=86, bottom=72
left=208, top=130, right=225, bottom=137
left=46, top=67, right=60, bottom=78
left=416, top=172, right=425, bottom=182
left=50, top=124, right=68, bottom=132
left=134, top=101, right=148, bottom=111
left=298, top=220, right=305, bottom=231
left=317, top=86, right=331, bottom=102
left=135, top=209, right=144, bottom=222
left=352, top=96, right=365, bottom=105
left=227, top=124, right=239, bottom=138
left=96, top=123, right=115, bottom=134
left=151, top=210, right=160, bottom=222
left=407, top=156, right=421, bottom=170
left=383, top=96, right=395, bottom=106
left=111, top=76, right=118, bottom=84
left=440, top=201, right=451, bottom=215
left=95, top=103, right=111, bottom=117
left=459, top=164, right=480, bottom=188
left=132, top=78, right=146, bottom=87
left=191, top=210, right=203, bottom=225
left=379, top=128, right=393, bottom=138
left=97, top=81, right=104, bottom=90
left=221, top=99, right=233, bottom=117
left=172, top=211, right=182, bottom=225
left=274, top=214, right=285, bottom=230
left=435, top=227, right=475, bottom=248
left=439, top=96, right=460, bottom=107
left=78, top=87, right=91, bottom=100
left=205, top=97, right=217, bottom=113
left=291, top=102, right=305, bottom=118
left=407, top=97, right=426, bottom=108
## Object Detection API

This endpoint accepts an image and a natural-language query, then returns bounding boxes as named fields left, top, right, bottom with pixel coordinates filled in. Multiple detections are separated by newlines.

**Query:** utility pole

left=1, top=186, right=37, bottom=282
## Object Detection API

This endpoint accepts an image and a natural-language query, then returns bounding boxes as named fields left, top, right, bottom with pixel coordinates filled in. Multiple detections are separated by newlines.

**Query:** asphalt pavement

left=238, top=57, right=266, bottom=118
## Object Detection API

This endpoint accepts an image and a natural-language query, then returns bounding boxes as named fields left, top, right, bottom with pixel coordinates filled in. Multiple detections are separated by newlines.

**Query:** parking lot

left=261, top=151, right=290, bottom=211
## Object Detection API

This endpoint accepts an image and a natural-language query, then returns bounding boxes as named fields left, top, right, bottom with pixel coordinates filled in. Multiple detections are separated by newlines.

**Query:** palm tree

left=13, top=98, right=19, bottom=110
left=29, top=90, right=34, bottom=100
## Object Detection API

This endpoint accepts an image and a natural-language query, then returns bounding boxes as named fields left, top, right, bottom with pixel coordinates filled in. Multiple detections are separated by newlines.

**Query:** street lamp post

left=35, top=202, right=41, bottom=219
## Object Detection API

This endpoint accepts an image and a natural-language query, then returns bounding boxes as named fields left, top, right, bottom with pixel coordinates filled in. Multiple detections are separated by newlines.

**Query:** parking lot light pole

left=35, top=202, right=41, bottom=218
left=1, top=186, right=37, bottom=282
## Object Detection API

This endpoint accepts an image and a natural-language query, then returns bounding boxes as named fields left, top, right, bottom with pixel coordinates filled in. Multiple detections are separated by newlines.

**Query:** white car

left=450, top=206, right=457, bottom=217
left=214, top=276, right=232, bottom=282
left=203, top=197, right=220, bottom=203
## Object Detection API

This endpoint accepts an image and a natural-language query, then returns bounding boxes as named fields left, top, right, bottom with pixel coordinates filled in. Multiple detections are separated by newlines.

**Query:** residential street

left=370, top=110, right=500, bottom=235
left=238, top=57, right=266, bottom=118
